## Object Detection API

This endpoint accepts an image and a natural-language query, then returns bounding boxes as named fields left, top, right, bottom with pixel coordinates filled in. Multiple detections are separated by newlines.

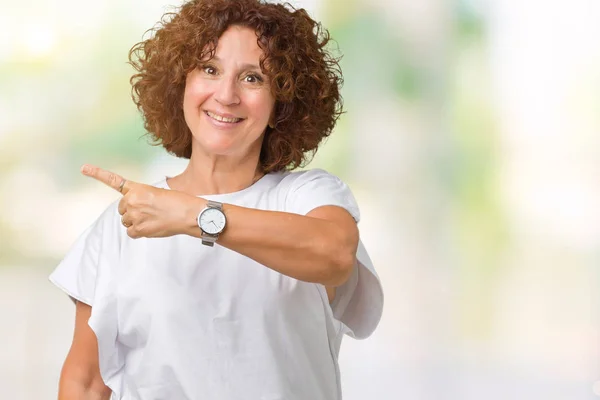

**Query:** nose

left=214, top=77, right=241, bottom=106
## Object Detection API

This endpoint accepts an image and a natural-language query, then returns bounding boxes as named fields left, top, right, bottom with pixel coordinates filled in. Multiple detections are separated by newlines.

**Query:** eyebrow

left=209, top=56, right=262, bottom=73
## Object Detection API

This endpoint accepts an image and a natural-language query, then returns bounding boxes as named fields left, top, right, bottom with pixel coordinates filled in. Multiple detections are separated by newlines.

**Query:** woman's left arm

left=81, top=165, right=358, bottom=287
left=183, top=200, right=359, bottom=287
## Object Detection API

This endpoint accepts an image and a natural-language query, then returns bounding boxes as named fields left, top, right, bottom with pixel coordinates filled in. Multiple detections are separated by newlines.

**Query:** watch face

left=199, top=207, right=226, bottom=235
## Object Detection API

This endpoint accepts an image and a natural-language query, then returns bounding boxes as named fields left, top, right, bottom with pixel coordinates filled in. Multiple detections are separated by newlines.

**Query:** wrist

left=183, top=197, right=208, bottom=238
left=197, top=200, right=228, bottom=246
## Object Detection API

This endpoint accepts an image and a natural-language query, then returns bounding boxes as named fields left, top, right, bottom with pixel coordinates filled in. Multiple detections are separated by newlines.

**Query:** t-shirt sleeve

left=285, top=169, right=384, bottom=339
left=49, top=200, right=125, bottom=395
left=49, top=200, right=120, bottom=305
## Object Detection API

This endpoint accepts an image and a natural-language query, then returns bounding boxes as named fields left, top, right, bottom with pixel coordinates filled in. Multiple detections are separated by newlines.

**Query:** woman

left=50, top=0, right=383, bottom=399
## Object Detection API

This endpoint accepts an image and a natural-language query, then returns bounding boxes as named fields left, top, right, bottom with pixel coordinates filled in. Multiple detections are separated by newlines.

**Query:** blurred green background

left=1, top=0, right=599, bottom=399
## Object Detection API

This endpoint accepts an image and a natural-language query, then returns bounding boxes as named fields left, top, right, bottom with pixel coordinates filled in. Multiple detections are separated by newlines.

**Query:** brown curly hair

left=128, top=0, right=344, bottom=173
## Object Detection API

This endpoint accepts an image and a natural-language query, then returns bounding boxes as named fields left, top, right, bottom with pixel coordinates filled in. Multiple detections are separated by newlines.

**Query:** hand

left=81, top=164, right=204, bottom=239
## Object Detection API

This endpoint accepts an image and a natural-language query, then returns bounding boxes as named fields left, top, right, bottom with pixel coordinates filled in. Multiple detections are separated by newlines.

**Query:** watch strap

left=206, top=200, right=223, bottom=210
left=201, top=236, right=217, bottom=247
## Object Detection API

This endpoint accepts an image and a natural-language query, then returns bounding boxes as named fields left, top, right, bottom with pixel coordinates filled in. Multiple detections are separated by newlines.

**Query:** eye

left=244, top=74, right=263, bottom=83
left=202, top=65, right=217, bottom=75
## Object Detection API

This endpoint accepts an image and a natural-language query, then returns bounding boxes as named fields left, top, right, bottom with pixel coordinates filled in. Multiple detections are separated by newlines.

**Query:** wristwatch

left=197, top=200, right=227, bottom=246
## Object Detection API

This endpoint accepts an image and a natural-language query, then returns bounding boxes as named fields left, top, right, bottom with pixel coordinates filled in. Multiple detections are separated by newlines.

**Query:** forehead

left=212, top=25, right=264, bottom=62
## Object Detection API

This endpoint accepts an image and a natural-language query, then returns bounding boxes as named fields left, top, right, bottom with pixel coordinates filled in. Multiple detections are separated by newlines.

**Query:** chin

left=197, top=139, right=238, bottom=156
left=191, top=130, right=246, bottom=155
left=191, top=127, right=264, bottom=158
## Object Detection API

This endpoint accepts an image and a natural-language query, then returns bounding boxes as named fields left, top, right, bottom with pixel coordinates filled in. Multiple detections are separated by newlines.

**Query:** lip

left=205, top=110, right=243, bottom=120
left=203, top=110, right=245, bottom=129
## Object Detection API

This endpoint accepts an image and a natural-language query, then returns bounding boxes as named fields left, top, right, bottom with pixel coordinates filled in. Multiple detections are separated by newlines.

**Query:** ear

left=268, top=108, right=276, bottom=129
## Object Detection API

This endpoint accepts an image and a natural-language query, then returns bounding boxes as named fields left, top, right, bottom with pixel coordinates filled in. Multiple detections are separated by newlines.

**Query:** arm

left=58, top=301, right=112, bottom=400
left=79, top=165, right=358, bottom=288
left=184, top=201, right=359, bottom=287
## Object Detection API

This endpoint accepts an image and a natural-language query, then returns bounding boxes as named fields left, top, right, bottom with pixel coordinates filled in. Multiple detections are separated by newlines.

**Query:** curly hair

left=128, top=0, right=344, bottom=173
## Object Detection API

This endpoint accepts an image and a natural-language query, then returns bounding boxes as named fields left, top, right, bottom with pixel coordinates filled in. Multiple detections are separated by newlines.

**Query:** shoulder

left=81, top=199, right=123, bottom=246
left=278, top=168, right=346, bottom=191
left=102, top=199, right=122, bottom=226
left=150, top=177, right=169, bottom=190
left=278, top=168, right=360, bottom=221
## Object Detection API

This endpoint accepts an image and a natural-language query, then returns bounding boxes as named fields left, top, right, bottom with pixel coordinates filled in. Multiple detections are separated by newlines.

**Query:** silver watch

left=197, top=200, right=227, bottom=246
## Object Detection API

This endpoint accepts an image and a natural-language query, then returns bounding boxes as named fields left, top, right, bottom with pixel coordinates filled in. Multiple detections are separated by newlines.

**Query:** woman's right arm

left=58, top=301, right=112, bottom=400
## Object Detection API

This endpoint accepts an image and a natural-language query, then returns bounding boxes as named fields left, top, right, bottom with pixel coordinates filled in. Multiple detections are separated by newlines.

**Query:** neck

left=168, top=143, right=264, bottom=196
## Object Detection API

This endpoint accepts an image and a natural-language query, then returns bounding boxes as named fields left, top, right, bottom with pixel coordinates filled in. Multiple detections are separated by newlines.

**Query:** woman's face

left=183, top=25, right=275, bottom=159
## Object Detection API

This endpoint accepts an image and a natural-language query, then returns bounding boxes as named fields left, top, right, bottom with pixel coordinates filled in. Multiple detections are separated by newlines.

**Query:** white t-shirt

left=49, top=168, right=384, bottom=400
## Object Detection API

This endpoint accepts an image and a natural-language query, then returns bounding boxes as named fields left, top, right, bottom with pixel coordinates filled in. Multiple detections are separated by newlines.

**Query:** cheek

left=183, top=79, right=210, bottom=110
left=246, top=92, right=275, bottom=122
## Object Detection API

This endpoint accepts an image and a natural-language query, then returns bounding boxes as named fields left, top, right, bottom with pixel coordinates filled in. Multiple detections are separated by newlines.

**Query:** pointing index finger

left=81, top=164, right=131, bottom=195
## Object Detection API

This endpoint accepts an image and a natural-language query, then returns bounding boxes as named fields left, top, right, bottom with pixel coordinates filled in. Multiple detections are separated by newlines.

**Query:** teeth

left=207, top=111, right=241, bottom=123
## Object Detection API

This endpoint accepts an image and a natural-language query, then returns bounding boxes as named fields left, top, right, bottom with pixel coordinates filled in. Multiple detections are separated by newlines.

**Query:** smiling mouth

left=205, top=111, right=244, bottom=124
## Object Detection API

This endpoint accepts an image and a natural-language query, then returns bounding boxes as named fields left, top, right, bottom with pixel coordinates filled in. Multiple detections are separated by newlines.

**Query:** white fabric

left=49, top=168, right=384, bottom=400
